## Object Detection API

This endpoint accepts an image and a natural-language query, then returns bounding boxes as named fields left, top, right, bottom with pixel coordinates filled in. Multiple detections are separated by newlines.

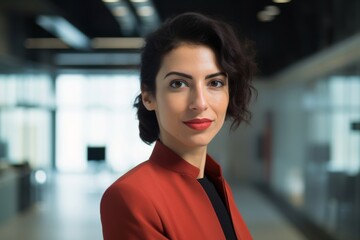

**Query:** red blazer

left=100, top=141, right=252, bottom=240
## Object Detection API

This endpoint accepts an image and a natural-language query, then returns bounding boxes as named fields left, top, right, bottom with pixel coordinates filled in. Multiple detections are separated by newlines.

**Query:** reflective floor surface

left=0, top=171, right=307, bottom=240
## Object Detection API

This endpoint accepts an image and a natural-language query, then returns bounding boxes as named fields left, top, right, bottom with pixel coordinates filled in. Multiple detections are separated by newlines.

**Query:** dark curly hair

left=134, top=12, right=257, bottom=145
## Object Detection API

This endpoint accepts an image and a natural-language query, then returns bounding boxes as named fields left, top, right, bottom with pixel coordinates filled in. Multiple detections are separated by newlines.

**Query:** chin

left=183, top=134, right=215, bottom=148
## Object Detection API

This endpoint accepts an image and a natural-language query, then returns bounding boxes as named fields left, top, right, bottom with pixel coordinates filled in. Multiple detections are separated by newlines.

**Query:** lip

left=183, top=118, right=213, bottom=131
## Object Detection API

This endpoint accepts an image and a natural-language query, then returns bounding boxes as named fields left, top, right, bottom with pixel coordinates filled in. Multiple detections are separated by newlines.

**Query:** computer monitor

left=87, top=146, right=106, bottom=162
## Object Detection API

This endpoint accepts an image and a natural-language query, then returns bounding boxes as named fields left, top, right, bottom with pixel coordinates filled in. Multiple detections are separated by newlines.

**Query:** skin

left=142, top=43, right=229, bottom=178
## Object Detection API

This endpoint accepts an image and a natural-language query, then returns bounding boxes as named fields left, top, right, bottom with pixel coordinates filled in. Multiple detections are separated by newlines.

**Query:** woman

left=100, top=12, right=256, bottom=240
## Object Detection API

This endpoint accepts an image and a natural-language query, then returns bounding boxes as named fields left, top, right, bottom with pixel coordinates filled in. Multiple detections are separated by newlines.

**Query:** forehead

left=159, top=43, right=221, bottom=72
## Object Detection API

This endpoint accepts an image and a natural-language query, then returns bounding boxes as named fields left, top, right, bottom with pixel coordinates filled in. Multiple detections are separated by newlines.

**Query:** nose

left=189, top=85, right=208, bottom=112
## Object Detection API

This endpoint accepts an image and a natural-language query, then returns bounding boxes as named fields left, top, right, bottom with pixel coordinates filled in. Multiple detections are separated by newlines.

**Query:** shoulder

left=100, top=161, right=166, bottom=239
left=100, top=160, right=164, bottom=210
left=102, top=160, right=154, bottom=200
left=100, top=161, right=161, bottom=223
left=101, top=179, right=153, bottom=220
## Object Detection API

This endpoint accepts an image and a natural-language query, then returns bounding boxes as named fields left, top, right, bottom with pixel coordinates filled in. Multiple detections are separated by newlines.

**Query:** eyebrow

left=163, top=71, right=227, bottom=80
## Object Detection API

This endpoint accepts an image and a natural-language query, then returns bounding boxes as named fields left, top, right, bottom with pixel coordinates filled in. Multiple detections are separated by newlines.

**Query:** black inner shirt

left=197, top=175, right=237, bottom=240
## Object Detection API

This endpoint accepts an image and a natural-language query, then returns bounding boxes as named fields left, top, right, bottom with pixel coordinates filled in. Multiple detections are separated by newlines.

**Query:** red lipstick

left=183, top=118, right=213, bottom=131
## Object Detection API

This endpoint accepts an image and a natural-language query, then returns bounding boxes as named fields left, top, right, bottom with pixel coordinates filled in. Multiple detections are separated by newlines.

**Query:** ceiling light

left=272, top=0, right=291, bottom=3
left=102, top=0, right=121, bottom=3
left=130, top=0, right=148, bottom=3
left=91, top=37, right=145, bottom=49
left=136, top=6, right=154, bottom=17
left=36, top=16, right=90, bottom=49
left=25, top=38, right=70, bottom=49
left=128, top=0, right=160, bottom=35
left=265, top=6, right=280, bottom=16
left=257, top=11, right=274, bottom=22
left=104, top=1, right=137, bottom=36
left=112, top=6, right=128, bottom=17
left=55, top=53, right=141, bottom=66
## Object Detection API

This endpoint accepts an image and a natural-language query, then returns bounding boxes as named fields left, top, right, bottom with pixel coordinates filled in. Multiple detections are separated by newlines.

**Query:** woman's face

left=143, top=44, right=229, bottom=152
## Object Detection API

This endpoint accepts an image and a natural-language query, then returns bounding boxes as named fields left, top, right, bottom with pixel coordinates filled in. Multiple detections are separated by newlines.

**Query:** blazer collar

left=149, top=140, right=223, bottom=179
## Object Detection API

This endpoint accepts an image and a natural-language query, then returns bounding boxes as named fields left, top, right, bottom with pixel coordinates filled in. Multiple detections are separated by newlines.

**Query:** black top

left=198, top=176, right=237, bottom=240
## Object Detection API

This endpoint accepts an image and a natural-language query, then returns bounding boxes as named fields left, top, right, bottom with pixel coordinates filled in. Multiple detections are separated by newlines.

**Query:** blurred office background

left=0, top=0, right=359, bottom=239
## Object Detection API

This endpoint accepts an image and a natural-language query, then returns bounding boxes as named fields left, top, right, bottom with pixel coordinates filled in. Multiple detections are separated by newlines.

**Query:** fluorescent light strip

left=25, top=38, right=70, bottom=49
left=102, top=0, right=120, bottom=3
left=92, top=37, right=144, bottom=49
left=128, top=0, right=160, bottom=35
left=36, top=16, right=90, bottom=50
left=273, top=0, right=291, bottom=3
left=130, top=0, right=148, bottom=3
left=112, top=6, right=128, bottom=17
left=136, top=6, right=154, bottom=17
left=104, top=0, right=137, bottom=36
left=55, top=53, right=141, bottom=65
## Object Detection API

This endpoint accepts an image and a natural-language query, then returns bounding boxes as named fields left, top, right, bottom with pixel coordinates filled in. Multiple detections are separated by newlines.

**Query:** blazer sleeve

left=100, top=183, right=169, bottom=240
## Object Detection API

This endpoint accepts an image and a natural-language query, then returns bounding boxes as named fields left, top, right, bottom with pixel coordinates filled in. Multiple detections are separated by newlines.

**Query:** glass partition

left=55, top=72, right=153, bottom=173
left=0, top=73, right=53, bottom=168
left=270, top=61, right=360, bottom=240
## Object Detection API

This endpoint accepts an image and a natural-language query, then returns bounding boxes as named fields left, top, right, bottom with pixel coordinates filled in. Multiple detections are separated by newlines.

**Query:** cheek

left=211, top=92, right=229, bottom=113
left=155, top=95, right=182, bottom=121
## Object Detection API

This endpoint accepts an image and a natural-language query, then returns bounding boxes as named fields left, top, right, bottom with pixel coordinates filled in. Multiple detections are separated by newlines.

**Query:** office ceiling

left=2, top=0, right=332, bottom=77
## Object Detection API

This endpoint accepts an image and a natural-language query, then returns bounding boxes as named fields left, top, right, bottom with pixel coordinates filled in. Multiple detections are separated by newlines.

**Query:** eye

left=208, top=80, right=225, bottom=88
left=169, top=80, right=188, bottom=89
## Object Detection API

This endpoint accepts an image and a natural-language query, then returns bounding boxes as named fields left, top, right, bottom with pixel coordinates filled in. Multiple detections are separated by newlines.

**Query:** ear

left=142, top=91, right=157, bottom=111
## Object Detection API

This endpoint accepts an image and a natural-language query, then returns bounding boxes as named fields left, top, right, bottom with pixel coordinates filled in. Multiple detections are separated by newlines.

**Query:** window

left=56, top=72, right=153, bottom=173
